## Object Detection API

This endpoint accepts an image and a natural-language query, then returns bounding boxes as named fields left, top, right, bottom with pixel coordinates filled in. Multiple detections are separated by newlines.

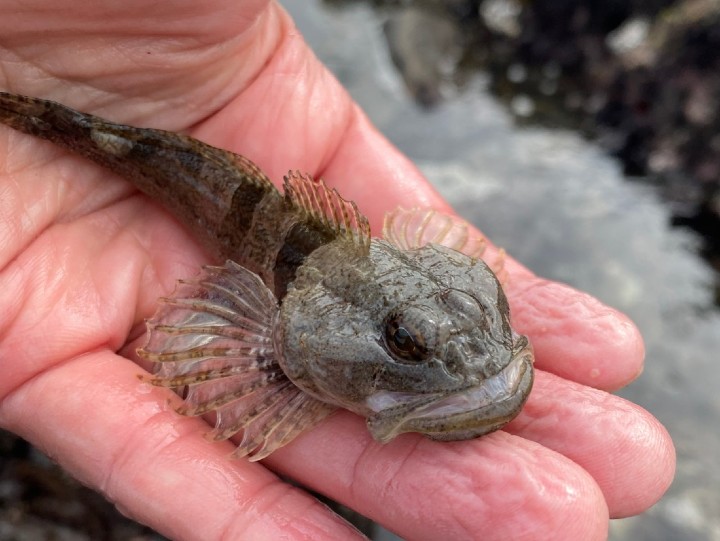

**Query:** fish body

left=0, top=92, right=533, bottom=460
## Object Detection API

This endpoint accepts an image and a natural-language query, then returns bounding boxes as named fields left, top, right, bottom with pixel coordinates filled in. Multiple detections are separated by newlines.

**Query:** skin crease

left=0, top=1, right=674, bottom=540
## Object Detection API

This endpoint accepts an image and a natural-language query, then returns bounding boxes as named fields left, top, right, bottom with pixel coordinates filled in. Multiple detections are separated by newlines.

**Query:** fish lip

left=367, top=338, right=534, bottom=443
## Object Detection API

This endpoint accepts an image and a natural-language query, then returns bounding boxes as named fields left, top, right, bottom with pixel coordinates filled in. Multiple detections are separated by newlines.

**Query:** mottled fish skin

left=0, top=92, right=341, bottom=298
left=0, top=91, right=533, bottom=460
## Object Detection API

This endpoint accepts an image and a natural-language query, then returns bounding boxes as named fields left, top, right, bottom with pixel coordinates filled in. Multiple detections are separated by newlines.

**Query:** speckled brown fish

left=0, top=91, right=533, bottom=460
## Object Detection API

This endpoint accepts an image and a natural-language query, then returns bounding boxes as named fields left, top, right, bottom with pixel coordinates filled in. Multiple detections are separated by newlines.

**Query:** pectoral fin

left=138, top=261, right=335, bottom=461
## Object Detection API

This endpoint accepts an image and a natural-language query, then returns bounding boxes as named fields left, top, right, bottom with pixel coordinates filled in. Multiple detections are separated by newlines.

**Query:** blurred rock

left=384, top=5, right=465, bottom=106
left=0, top=430, right=165, bottom=541
left=350, top=0, right=720, bottom=296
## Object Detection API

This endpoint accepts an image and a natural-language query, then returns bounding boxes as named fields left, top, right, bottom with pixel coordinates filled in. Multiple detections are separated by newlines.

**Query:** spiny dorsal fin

left=383, top=208, right=507, bottom=283
left=283, top=171, right=371, bottom=254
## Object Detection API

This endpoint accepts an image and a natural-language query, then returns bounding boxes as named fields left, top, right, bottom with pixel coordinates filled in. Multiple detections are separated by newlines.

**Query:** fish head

left=276, top=239, right=533, bottom=443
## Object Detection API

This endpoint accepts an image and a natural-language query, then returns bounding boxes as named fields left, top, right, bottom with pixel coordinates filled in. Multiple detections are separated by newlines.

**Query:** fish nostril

left=445, top=340, right=486, bottom=377
left=444, top=341, right=463, bottom=374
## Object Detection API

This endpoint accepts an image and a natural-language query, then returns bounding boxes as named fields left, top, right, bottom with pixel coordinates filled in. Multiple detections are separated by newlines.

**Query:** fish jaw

left=365, top=338, right=534, bottom=443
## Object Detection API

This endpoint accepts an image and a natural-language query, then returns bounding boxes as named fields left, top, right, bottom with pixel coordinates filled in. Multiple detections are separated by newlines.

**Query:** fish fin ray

left=283, top=171, right=371, bottom=254
left=137, top=260, right=333, bottom=457
left=227, top=389, right=337, bottom=461
left=138, top=261, right=277, bottom=363
left=384, top=207, right=507, bottom=276
left=382, top=208, right=486, bottom=256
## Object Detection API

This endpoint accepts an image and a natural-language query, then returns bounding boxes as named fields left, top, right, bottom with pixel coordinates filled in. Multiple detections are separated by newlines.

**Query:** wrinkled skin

left=0, top=1, right=675, bottom=541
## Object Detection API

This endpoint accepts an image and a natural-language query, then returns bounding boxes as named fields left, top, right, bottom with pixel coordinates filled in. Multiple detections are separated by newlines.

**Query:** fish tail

left=0, top=91, right=280, bottom=263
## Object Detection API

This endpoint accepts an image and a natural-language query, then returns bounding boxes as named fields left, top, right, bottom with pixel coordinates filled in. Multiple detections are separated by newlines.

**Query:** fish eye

left=383, top=311, right=432, bottom=362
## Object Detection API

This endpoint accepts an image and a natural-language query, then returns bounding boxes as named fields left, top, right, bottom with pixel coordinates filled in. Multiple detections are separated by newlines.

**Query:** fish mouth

left=366, top=339, right=534, bottom=443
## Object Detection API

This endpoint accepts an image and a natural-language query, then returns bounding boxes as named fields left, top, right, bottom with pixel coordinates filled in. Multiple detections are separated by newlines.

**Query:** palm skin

left=0, top=2, right=674, bottom=540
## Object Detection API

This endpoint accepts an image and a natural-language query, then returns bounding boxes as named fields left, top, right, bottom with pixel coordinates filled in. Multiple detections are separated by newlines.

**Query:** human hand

left=0, top=1, right=674, bottom=540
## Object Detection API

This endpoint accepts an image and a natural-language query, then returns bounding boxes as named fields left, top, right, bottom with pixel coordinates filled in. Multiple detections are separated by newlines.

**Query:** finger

left=0, top=1, right=280, bottom=130
left=505, top=276, right=645, bottom=390
left=0, top=352, right=366, bottom=541
left=0, top=185, right=207, bottom=400
left=265, top=370, right=674, bottom=537
left=505, top=370, right=675, bottom=518
left=267, top=414, right=609, bottom=541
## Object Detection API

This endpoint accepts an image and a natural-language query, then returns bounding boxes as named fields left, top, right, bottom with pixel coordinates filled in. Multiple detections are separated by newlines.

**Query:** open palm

left=0, top=2, right=674, bottom=540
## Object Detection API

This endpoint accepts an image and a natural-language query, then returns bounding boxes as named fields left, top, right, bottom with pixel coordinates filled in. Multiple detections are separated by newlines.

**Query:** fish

left=0, top=91, right=533, bottom=461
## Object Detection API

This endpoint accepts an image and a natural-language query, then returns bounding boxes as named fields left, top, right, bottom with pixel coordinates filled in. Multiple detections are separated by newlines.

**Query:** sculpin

left=0, top=92, right=533, bottom=460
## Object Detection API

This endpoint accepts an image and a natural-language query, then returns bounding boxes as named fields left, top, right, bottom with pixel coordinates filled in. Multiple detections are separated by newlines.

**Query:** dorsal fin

left=383, top=207, right=507, bottom=283
left=283, top=171, right=371, bottom=254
